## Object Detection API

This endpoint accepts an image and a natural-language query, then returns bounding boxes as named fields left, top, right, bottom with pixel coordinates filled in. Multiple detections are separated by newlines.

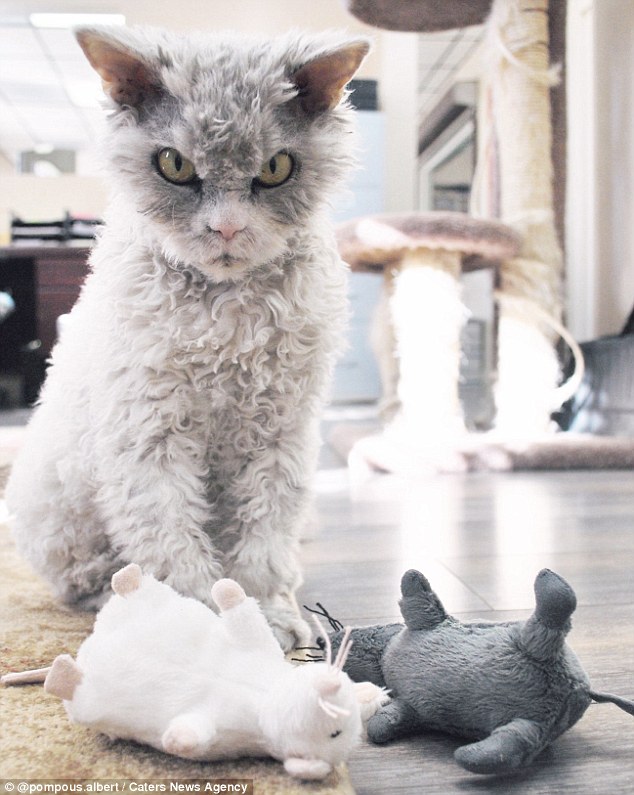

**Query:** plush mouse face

left=261, top=664, right=362, bottom=767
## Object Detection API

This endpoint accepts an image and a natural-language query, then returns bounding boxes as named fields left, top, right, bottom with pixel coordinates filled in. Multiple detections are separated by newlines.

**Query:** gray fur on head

left=75, top=25, right=370, bottom=284
left=331, top=568, right=634, bottom=775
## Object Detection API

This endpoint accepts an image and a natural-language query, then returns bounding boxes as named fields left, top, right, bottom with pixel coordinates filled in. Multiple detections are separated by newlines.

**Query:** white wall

left=379, top=31, right=419, bottom=211
left=566, top=0, right=595, bottom=341
left=567, top=0, right=634, bottom=339
left=593, top=0, right=634, bottom=336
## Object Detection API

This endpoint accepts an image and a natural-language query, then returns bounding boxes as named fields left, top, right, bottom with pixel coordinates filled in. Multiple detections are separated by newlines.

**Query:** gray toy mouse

left=328, top=568, right=634, bottom=775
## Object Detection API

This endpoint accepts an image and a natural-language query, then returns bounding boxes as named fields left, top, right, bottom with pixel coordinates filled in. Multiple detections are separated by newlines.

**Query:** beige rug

left=0, top=460, right=355, bottom=794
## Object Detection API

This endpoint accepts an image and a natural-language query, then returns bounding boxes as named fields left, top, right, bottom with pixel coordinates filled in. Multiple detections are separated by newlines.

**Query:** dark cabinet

left=0, top=245, right=91, bottom=404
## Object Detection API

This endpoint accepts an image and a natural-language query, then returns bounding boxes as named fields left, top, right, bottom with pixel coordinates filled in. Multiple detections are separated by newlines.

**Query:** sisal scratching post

left=484, top=0, right=569, bottom=435
left=391, top=249, right=466, bottom=440
left=369, top=250, right=466, bottom=429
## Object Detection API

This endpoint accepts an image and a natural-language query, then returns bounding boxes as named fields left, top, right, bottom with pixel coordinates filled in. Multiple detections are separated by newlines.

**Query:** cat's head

left=76, top=26, right=369, bottom=283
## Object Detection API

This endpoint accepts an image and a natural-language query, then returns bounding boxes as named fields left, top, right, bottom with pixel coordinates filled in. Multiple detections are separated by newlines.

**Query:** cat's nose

left=207, top=223, right=245, bottom=242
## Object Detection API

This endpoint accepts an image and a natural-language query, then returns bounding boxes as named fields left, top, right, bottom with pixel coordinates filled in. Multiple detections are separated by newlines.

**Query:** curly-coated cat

left=6, top=25, right=369, bottom=650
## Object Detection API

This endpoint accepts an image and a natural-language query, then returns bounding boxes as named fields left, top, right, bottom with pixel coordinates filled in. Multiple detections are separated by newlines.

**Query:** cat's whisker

left=140, top=200, right=172, bottom=217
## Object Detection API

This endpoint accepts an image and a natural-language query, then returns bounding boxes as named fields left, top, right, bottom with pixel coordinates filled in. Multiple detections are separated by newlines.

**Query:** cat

left=5, top=25, right=369, bottom=651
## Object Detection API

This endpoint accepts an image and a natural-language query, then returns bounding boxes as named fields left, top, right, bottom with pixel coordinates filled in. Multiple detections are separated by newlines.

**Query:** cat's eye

left=330, top=729, right=342, bottom=739
left=255, top=152, right=295, bottom=188
left=156, top=147, right=197, bottom=185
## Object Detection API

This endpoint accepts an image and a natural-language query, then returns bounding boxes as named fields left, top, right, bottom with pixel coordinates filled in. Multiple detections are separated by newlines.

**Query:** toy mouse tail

left=1, top=666, right=51, bottom=686
left=589, top=690, right=634, bottom=717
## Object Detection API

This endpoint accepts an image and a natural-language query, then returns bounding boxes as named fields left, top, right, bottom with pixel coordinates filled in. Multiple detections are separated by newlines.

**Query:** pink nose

left=208, top=223, right=245, bottom=242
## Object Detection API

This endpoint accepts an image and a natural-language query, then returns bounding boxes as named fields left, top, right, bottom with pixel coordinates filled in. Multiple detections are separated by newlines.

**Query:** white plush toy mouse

left=42, top=564, right=388, bottom=780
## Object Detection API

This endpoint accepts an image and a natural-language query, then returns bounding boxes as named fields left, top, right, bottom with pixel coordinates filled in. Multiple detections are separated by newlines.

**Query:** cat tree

left=337, top=212, right=520, bottom=471
left=338, top=0, right=582, bottom=470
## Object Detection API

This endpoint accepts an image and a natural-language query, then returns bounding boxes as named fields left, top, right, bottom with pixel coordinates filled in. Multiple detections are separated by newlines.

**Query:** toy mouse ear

left=315, top=672, right=351, bottom=719
left=291, top=39, right=370, bottom=114
left=75, top=28, right=162, bottom=107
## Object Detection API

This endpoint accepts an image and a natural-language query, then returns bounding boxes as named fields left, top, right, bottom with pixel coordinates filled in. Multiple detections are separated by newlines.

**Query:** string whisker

left=333, top=626, right=353, bottom=671
left=303, top=603, right=344, bottom=632
left=318, top=697, right=351, bottom=719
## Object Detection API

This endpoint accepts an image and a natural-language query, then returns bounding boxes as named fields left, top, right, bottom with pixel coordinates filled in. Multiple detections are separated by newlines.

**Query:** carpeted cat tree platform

left=336, top=0, right=634, bottom=472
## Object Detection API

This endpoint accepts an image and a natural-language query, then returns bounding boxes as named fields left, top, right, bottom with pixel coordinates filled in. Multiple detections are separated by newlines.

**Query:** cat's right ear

left=75, top=28, right=161, bottom=108
left=291, top=39, right=371, bottom=115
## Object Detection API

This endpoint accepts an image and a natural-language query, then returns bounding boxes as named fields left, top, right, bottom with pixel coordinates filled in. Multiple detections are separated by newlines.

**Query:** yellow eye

left=256, top=152, right=295, bottom=188
left=156, top=147, right=197, bottom=184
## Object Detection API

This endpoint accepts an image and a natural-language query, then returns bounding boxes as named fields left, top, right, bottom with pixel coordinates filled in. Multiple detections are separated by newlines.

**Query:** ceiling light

left=29, top=13, right=125, bottom=29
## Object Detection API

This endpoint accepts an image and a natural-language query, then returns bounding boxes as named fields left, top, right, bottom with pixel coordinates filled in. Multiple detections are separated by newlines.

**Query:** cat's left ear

left=291, top=39, right=370, bottom=115
left=75, top=28, right=162, bottom=108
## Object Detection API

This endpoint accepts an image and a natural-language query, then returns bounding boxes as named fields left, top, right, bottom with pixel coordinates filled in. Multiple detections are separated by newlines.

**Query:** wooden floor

left=298, top=455, right=634, bottom=794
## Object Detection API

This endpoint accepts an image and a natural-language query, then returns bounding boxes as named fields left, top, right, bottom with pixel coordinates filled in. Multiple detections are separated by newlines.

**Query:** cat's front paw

left=163, top=558, right=225, bottom=608
left=260, top=601, right=312, bottom=653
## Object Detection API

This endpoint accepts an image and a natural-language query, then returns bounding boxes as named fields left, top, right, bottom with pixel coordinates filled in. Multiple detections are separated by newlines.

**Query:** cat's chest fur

left=89, top=230, right=346, bottom=424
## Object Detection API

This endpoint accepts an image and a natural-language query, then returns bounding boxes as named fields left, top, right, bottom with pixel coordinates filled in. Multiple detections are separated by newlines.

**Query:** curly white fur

left=6, top=27, right=368, bottom=650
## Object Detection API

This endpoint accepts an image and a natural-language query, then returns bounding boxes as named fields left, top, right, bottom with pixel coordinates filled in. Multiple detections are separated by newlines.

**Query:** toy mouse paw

left=400, top=569, right=432, bottom=596
left=367, top=712, right=397, bottom=744
left=354, top=682, right=391, bottom=722
left=367, top=698, right=419, bottom=744
left=111, top=563, right=143, bottom=596
left=283, top=757, right=332, bottom=780
left=399, top=569, right=447, bottom=630
left=162, top=720, right=206, bottom=759
left=211, top=579, right=246, bottom=612
left=44, top=654, right=83, bottom=701
left=454, top=718, right=544, bottom=774
left=533, top=568, right=576, bottom=629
